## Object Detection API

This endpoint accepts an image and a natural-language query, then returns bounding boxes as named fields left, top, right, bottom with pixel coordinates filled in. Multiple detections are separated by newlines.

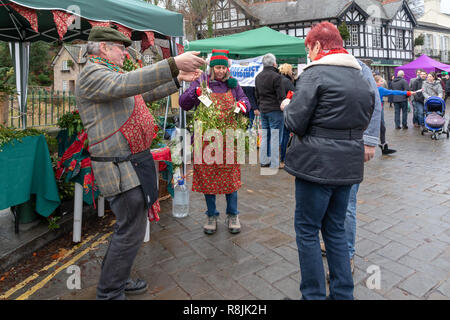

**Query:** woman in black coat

left=281, top=22, right=375, bottom=300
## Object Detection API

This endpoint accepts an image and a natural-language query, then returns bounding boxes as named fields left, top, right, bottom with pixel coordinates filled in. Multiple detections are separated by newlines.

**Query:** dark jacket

left=391, top=77, right=409, bottom=102
left=281, top=74, right=295, bottom=96
left=445, top=78, right=450, bottom=95
left=255, top=66, right=285, bottom=113
left=284, top=53, right=375, bottom=185
left=411, top=77, right=425, bottom=103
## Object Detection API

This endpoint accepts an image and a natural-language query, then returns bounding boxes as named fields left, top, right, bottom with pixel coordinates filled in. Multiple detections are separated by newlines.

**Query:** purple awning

left=395, top=55, right=450, bottom=83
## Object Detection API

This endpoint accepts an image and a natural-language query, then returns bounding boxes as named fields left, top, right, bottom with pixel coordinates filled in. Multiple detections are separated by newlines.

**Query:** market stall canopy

left=186, top=27, right=306, bottom=60
left=395, top=54, right=450, bottom=83
left=0, top=0, right=184, bottom=42
left=0, top=0, right=184, bottom=128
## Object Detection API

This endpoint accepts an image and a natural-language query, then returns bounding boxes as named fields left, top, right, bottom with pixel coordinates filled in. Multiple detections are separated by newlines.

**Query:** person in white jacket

left=423, top=72, right=444, bottom=100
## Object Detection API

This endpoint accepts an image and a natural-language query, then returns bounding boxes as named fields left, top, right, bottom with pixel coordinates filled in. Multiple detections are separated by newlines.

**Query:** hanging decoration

left=87, top=20, right=110, bottom=28
left=8, top=3, right=38, bottom=33
left=52, top=10, right=77, bottom=40
left=112, top=23, right=132, bottom=39
left=176, top=43, right=184, bottom=55
left=141, top=31, right=155, bottom=53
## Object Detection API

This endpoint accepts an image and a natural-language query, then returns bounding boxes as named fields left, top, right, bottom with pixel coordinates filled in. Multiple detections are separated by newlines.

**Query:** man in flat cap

left=76, top=26, right=205, bottom=300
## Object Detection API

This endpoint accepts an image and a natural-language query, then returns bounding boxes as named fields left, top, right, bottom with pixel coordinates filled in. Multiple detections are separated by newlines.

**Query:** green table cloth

left=0, top=135, right=60, bottom=217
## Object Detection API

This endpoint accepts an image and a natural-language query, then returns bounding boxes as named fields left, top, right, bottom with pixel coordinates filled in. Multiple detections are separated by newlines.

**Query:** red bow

left=286, top=91, right=294, bottom=100
left=237, top=101, right=247, bottom=113
left=196, top=87, right=202, bottom=97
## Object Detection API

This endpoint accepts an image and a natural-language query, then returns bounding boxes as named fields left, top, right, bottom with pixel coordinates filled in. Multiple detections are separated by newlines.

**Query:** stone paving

left=4, top=106, right=450, bottom=300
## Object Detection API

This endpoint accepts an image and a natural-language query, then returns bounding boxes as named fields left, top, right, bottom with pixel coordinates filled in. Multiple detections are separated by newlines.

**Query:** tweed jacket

left=75, top=59, right=178, bottom=197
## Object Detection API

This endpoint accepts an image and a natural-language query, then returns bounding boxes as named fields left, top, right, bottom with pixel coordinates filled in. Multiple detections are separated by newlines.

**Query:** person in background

left=241, top=86, right=259, bottom=129
left=423, top=71, right=444, bottom=100
left=410, top=70, right=427, bottom=128
left=320, top=59, right=381, bottom=278
left=375, top=75, right=415, bottom=154
left=179, top=49, right=250, bottom=236
left=255, top=53, right=285, bottom=170
left=282, top=21, right=375, bottom=300
left=391, top=70, right=410, bottom=129
left=388, top=75, right=395, bottom=108
left=444, top=72, right=450, bottom=105
left=278, top=63, right=295, bottom=169
left=441, top=71, right=449, bottom=101
left=410, top=69, right=424, bottom=127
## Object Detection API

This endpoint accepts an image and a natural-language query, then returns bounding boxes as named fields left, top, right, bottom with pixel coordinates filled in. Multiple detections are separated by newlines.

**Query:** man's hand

left=178, top=69, right=202, bottom=83
left=174, top=51, right=205, bottom=72
left=364, top=145, right=376, bottom=162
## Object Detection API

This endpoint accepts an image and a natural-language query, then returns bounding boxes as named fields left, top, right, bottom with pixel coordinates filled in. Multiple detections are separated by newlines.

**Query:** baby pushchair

left=421, top=96, right=449, bottom=140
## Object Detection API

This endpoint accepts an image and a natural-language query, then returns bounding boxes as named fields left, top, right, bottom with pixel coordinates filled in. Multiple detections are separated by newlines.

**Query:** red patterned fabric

left=141, top=31, right=155, bottom=52
left=176, top=43, right=184, bottom=54
left=192, top=90, right=242, bottom=195
left=52, top=10, right=77, bottom=40
left=88, top=20, right=110, bottom=28
left=113, top=23, right=132, bottom=39
left=152, top=146, right=172, bottom=172
left=160, top=47, right=171, bottom=59
left=9, top=3, right=38, bottom=33
left=119, top=95, right=156, bottom=154
left=149, top=200, right=160, bottom=222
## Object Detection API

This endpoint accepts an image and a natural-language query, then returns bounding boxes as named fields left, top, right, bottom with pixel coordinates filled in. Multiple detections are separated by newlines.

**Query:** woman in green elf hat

left=179, top=49, right=251, bottom=235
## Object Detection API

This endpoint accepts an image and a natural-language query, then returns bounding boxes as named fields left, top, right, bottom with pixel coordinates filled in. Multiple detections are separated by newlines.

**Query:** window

left=395, top=30, right=404, bottom=49
left=216, top=11, right=222, bottom=22
left=223, top=10, right=229, bottom=21
left=346, top=25, right=359, bottom=47
left=62, top=80, right=68, bottom=92
left=372, top=27, right=382, bottom=48
left=62, top=60, right=69, bottom=71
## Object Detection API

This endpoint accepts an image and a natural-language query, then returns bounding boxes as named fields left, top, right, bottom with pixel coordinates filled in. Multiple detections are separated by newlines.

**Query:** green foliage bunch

left=57, top=110, right=83, bottom=137
left=0, top=125, right=44, bottom=151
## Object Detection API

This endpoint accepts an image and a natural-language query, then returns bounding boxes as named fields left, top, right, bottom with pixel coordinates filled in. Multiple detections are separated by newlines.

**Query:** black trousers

left=96, top=186, right=147, bottom=300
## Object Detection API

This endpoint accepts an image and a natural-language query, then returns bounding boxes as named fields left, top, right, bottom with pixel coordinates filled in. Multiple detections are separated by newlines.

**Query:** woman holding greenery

left=179, top=49, right=250, bottom=235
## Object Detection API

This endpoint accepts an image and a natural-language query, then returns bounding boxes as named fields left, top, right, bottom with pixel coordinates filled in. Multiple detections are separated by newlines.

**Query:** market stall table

left=0, top=134, right=60, bottom=233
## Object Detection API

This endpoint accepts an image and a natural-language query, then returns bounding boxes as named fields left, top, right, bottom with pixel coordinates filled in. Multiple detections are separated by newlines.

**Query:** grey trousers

left=96, top=186, right=147, bottom=300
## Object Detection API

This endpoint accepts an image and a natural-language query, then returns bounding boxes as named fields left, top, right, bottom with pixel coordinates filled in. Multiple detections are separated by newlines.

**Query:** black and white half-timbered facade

left=206, top=0, right=417, bottom=79
left=196, top=0, right=259, bottom=38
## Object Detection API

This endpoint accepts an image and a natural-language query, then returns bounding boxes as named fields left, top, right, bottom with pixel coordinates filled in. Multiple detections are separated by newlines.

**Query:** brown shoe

left=320, top=241, right=326, bottom=256
left=279, top=162, right=285, bottom=169
left=226, top=214, right=241, bottom=234
left=204, top=216, right=217, bottom=235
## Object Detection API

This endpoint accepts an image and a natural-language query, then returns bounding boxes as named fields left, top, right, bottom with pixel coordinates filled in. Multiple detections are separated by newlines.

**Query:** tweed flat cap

left=88, top=26, right=132, bottom=47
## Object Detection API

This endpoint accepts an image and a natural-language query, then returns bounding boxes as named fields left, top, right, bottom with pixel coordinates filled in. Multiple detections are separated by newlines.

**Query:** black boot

left=382, top=144, right=397, bottom=155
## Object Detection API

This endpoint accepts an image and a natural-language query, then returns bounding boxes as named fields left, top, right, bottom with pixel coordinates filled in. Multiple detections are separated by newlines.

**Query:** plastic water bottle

left=172, top=179, right=189, bottom=218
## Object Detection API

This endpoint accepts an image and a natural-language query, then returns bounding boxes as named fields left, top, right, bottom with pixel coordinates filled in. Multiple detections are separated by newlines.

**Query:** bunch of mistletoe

left=189, top=79, right=249, bottom=137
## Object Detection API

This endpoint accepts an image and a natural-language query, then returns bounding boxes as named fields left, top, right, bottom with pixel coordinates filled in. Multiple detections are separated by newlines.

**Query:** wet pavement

left=1, top=106, right=450, bottom=300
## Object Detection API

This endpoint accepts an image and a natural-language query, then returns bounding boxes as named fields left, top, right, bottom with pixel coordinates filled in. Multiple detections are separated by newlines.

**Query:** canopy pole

left=9, top=41, right=30, bottom=129
left=170, top=36, right=188, bottom=178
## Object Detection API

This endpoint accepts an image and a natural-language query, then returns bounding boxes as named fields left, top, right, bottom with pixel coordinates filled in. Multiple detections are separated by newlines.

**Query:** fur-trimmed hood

left=304, top=53, right=362, bottom=71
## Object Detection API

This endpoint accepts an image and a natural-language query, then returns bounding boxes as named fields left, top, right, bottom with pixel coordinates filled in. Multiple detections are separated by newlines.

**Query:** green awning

left=186, top=27, right=306, bottom=60
left=0, top=0, right=184, bottom=42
